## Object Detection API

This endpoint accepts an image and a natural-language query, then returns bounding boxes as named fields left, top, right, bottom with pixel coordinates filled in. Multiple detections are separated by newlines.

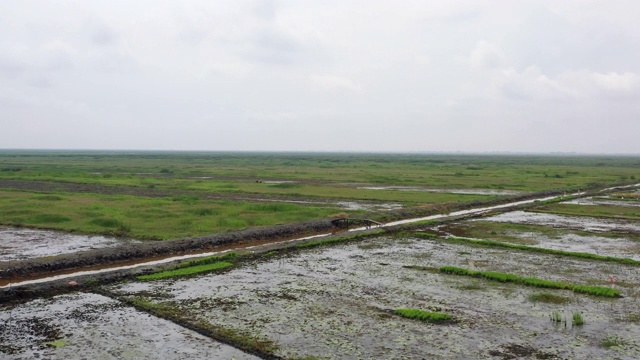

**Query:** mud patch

left=0, top=292, right=258, bottom=359
left=358, top=186, right=523, bottom=196
left=482, top=211, right=640, bottom=233
left=0, top=227, right=140, bottom=262
left=563, top=197, right=640, bottom=208
left=108, top=236, right=640, bottom=359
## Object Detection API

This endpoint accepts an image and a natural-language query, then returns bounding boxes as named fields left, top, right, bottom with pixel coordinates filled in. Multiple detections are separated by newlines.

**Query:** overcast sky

left=1, top=1, right=639, bottom=153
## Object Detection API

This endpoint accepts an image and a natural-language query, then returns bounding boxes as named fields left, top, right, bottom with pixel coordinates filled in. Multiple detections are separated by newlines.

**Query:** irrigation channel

left=1, top=184, right=637, bottom=290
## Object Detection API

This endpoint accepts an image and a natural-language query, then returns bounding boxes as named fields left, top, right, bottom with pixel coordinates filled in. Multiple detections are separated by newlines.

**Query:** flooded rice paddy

left=0, top=292, right=258, bottom=359
left=562, top=197, right=640, bottom=208
left=3, top=191, right=640, bottom=359
left=0, top=227, right=140, bottom=262
left=108, top=232, right=640, bottom=359
left=482, top=211, right=640, bottom=233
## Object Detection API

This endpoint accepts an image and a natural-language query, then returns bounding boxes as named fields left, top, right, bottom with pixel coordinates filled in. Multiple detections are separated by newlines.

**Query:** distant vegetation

left=0, top=151, right=638, bottom=240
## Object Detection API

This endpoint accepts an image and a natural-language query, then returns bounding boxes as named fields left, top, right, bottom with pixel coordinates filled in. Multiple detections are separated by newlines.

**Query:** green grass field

left=1, top=151, right=639, bottom=240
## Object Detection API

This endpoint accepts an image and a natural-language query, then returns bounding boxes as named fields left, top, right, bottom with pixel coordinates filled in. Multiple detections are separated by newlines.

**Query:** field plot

left=0, top=292, right=258, bottom=360
left=107, top=233, right=640, bottom=359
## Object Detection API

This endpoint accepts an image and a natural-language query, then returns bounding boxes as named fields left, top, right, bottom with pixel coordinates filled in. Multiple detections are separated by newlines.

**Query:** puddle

left=0, top=227, right=140, bottom=262
left=516, top=232, right=640, bottom=260
left=482, top=211, right=640, bottom=233
left=0, top=292, right=259, bottom=360
left=109, top=236, right=640, bottom=359
left=335, top=201, right=402, bottom=211
left=357, top=186, right=523, bottom=196
left=563, top=197, right=640, bottom=208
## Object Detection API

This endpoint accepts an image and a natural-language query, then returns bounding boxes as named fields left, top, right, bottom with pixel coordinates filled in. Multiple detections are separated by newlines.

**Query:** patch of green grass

left=175, top=252, right=237, bottom=268
left=394, top=308, right=452, bottom=322
left=34, top=195, right=64, bottom=201
left=28, top=214, right=71, bottom=223
left=439, top=266, right=621, bottom=298
left=529, top=292, right=571, bottom=304
left=137, top=261, right=233, bottom=281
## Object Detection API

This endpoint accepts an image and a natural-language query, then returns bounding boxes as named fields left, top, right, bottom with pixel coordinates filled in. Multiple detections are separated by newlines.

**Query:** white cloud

left=469, top=40, right=506, bottom=70
left=308, top=74, right=363, bottom=94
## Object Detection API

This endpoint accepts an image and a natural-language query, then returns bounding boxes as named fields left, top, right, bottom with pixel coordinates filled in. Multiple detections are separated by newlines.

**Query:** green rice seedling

left=137, top=261, right=233, bottom=280
left=394, top=308, right=452, bottom=322
left=439, top=266, right=621, bottom=298
left=572, top=311, right=585, bottom=326
left=529, top=292, right=571, bottom=304
left=550, top=311, right=563, bottom=323
left=601, top=335, right=624, bottom=348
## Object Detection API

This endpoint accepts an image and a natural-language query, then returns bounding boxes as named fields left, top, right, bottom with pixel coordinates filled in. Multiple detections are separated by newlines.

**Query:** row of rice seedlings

left=420, top=234, right=640, bottom=266
left=439, top=266, right=621, bottom=298
left=137, top=261, right=233, bottom=281
left=394, top=308, right=453, bottom=323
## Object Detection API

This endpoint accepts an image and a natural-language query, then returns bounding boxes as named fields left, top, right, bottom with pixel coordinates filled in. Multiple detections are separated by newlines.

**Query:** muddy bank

left=0, top=218, right=334, bottom=280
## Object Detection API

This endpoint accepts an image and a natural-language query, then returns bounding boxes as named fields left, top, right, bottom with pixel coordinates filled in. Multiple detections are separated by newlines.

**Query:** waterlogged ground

left=0, top=227, right=140, bottom=261
left=357, top=186, right=523, bottom=196
left=0, top=292, right=259, bottom=360
left=109, top=235, right=640, bottom=359
left=482, top=211, right=640, bottom=233
left=563, top=197, right=640, bottom=208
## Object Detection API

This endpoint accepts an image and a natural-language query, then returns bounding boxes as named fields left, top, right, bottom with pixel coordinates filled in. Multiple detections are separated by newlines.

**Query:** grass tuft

left=572, top=311, right=585, bottom=326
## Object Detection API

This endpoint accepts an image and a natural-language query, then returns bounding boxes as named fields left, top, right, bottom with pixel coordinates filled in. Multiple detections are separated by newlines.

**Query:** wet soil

left=482, top=211, right=640, bottom=234
left=0, top=292, right=258, bottom=359
left=358, top=185, right=524, bottom=196
left=0, top=227, right=140, bottom=262
left=563, top=197, right=640, bottom=208
left=107, top=235, right=640, bottom=359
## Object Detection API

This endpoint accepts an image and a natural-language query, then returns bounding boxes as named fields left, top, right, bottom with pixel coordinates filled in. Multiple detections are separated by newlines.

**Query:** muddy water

left=563, top=197, right=640, bottom=208
left=357, top=186, right=523, bottom=196
left=483, top=211, right=640, bottom=233
left=0, top=227, right=140, bottom=262
left=109, top=236, right=640, bottom=359
left=0, top=292, right=259, bottom=360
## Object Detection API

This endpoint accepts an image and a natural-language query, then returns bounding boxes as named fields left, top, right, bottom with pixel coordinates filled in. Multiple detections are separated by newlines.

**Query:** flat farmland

left=1, top=152, right=640, bottom=359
